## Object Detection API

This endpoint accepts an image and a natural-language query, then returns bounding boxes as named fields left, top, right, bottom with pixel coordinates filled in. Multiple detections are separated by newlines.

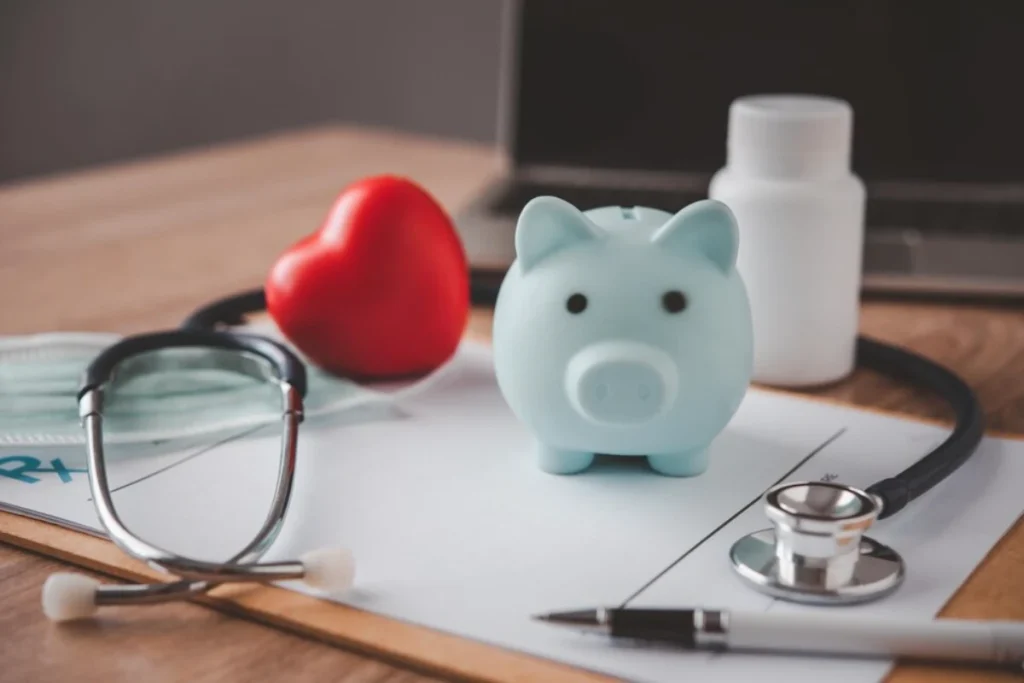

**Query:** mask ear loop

left=42, top=329, right=355, bottom=622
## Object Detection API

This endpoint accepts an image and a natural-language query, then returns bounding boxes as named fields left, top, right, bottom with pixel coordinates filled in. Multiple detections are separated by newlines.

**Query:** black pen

left=533, top=607, right=1024, bottom=668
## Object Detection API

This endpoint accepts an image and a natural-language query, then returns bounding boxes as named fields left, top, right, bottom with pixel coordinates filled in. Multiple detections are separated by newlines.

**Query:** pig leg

left=647, top=448, right=709, bottom=477
left=537, top=444, right=595, bottom=474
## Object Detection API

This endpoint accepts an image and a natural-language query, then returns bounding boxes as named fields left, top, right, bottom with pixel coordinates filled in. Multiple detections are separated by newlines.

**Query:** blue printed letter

left=0, top=456, right=44, bottom=484
left=48, top=458, right=88, bottom=483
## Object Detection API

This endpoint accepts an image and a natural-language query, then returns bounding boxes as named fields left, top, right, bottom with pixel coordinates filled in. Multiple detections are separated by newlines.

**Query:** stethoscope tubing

left=180, top=276, right=985, bottom=521
left=855, top=337, right=985, bottom=518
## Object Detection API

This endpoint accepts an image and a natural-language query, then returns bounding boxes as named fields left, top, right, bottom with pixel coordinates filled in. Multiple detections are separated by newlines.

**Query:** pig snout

left=564, top=341, right=678, bottom=425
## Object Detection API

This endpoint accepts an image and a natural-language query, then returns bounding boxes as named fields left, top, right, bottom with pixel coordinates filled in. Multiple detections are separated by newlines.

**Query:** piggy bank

left=492, top=197, right=753, bottom=476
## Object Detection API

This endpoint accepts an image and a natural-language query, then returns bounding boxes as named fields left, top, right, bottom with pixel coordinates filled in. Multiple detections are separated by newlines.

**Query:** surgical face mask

left=0, top=329, right=439, bottom=450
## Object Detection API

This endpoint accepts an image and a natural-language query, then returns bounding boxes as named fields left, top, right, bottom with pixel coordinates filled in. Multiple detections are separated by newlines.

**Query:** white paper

left=1, top=340, right=1022, bottom=683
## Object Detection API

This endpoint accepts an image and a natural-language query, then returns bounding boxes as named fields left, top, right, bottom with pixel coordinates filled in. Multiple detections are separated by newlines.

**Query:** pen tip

left=531, top=608, right=602, bottom=626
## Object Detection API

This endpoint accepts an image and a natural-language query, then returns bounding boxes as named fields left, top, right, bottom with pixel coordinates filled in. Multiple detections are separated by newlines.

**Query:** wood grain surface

left=1, top=125, right=1022, bottom=683
left=0, top=544, right=443, bottom=683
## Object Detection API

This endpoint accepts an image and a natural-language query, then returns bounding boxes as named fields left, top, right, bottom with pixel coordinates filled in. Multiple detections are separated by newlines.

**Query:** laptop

left=456, top=0, right=1024, bottom=299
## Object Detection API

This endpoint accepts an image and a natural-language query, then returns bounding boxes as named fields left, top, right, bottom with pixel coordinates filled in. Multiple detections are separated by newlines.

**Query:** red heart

left=265, top=175, right=469, bottom=379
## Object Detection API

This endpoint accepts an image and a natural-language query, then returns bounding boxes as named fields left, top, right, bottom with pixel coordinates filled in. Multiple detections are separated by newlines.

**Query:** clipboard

left=1, top=338, right=1023, bottom=683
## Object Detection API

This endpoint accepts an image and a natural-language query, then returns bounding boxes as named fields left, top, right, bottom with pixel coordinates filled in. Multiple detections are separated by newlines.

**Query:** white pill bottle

left=709, top=95, right=866, bottom=387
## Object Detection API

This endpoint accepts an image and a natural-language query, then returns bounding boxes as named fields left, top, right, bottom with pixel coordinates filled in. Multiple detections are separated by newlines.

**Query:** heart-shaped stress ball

left=266, top=175, right=470, bottom=379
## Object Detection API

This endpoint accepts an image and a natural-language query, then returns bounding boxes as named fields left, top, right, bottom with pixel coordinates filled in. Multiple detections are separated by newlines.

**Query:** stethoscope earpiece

left=729, top=481, right=906, bottom=605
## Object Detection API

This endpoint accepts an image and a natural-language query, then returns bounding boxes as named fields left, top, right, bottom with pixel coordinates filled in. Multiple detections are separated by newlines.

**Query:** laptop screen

left=510, top=0, right=1024, bottom=184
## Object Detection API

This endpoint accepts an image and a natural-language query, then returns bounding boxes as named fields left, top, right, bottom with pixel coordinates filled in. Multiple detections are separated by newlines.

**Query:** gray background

left=0, top=0, right=506, bottom=183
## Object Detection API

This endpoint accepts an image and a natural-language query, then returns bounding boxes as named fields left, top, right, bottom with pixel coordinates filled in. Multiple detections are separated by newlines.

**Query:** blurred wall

left=0, top=0, right=506, bottom=183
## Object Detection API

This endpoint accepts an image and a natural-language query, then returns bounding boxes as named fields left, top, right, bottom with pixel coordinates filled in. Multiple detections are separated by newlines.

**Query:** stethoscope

left=42, top=281, right=984, bottom=621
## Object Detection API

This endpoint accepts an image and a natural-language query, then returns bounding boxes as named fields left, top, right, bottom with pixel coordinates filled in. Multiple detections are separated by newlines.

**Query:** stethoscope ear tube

left=855, top=337, right=985, bottom=519
left=42, top=327, right=354, bottom=622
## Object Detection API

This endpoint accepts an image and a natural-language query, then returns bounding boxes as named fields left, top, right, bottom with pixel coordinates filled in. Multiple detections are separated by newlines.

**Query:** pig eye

left=566, top=293, right=588, bottom=314
left=662, top=290, right=687, bottom=313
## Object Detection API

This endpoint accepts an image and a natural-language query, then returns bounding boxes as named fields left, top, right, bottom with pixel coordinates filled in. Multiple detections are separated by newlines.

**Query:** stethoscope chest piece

left=729, top=481, right=906, bottom=606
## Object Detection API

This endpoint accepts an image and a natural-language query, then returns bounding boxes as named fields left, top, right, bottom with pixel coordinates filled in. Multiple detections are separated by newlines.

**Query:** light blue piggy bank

left=492, top=197, right=753, bottom=476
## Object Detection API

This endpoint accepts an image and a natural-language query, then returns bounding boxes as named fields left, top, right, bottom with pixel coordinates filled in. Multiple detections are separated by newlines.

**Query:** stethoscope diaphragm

left=729, top=481, right=905, bottom=605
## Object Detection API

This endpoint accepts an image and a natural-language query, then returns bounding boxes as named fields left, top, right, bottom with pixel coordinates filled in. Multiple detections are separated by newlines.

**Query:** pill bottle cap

left=726, top=94, right=853, bottom=179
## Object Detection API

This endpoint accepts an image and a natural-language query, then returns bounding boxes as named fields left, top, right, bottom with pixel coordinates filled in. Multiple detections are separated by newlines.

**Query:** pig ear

left=650, top=199, right=739, bottom=273
left=515, top=196, right=603, bottom=271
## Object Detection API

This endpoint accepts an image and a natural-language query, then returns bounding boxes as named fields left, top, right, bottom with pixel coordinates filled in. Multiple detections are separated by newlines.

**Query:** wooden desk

left=0, top=125, right=1022, bottom=682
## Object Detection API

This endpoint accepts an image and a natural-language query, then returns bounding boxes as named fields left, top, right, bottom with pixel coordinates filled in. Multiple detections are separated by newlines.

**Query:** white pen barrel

left=727, top=612, right=1024, bottom=664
